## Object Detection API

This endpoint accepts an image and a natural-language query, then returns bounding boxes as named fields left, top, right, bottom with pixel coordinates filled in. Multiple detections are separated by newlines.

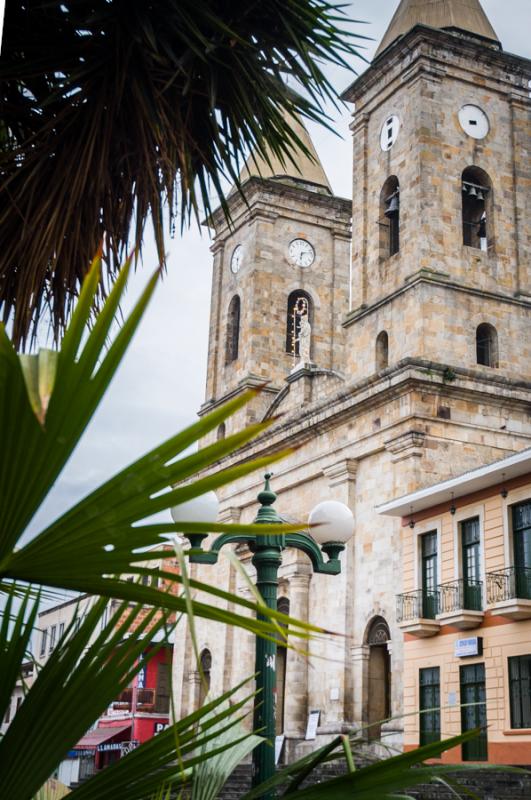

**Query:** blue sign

left=137, top=665, right=146, bottom=689
left=454, top=637, right=483, bottom=658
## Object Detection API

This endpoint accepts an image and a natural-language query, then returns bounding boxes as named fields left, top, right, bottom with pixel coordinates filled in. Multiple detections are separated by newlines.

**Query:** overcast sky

left=27, top=1, right=531, bottom=542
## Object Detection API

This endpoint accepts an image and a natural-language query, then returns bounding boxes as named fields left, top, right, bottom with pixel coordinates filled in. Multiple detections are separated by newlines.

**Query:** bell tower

left=342, top=0, right=531, bottom=385
left=200, top=117, right=351, bottom=435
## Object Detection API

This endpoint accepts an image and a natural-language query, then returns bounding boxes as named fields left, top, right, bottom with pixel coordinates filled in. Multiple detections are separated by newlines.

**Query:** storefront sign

left=98, top=742, right=125, bottom=752
left=454, top=637, right=483, bottom=658
left=154, top=722, right=170, bottom=734
left=137, top=665, right=146, bottom=689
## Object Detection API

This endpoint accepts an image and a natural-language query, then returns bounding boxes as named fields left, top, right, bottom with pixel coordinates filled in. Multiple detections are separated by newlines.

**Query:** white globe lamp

left=308, top=500, right=354, bottom=562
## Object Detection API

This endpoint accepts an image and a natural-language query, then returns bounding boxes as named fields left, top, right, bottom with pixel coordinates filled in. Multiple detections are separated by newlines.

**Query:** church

left=172, top=0, right=531, bottom=760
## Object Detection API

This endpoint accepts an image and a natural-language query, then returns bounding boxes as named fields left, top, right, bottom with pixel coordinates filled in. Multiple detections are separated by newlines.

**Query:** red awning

left=74, top=725, right=131, bottom=750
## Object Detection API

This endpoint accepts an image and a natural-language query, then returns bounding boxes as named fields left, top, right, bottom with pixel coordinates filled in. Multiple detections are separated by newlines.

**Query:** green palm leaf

left=0, top=257, right=327, bottom=644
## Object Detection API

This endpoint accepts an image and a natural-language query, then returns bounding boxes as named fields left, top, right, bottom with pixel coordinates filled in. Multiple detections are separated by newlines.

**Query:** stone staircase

left=217, top=761, right=531, bottom=799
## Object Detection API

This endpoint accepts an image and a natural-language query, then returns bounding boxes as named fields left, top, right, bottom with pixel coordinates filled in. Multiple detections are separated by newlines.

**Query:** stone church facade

left=172, top=0, right=531, bottom=758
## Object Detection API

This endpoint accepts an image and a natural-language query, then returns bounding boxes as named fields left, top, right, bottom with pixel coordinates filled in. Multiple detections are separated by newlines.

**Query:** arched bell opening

left=365, top=616, right=391, bottom=740
left=379, top=177, right=400, bottom=258
left=285, top=290, right=313, bottom=358
left=462, top=167, right=493, bottom=252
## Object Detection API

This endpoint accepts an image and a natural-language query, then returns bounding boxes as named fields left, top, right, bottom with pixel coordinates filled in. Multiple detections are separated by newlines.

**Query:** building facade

left=379, top=448, right=531, bottom=764
left=172, top=0, right=531, bottom=760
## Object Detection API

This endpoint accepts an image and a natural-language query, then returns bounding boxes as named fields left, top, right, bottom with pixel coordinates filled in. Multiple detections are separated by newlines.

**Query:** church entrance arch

left=365, top=616, right=391, bottom=740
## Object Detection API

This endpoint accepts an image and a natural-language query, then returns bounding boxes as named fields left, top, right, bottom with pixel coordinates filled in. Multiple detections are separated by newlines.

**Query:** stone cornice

left=343, top=273, right=531, bottom=328
left=342, top=25, right=531, bottom=106
left=208, top=177, right=351, bottom=238
left=198, top=359, right=531, bottom=473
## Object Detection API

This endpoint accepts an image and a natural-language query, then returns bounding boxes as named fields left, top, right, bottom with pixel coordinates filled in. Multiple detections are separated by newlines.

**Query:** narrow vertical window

left=462, top=167, right=492, bottom=251
left=460, top=663, right=488, bottom=761
left=379, top=176, right=400, bottom=258
left=286, top=291, right=313, bottom=358
left=217, top=422, right=226, bottom=440
left=476, top=323, right=498, bottom=367
left=461, top=518, right=482, bottom=610
left=419, top=667, right=440, bottom=745
left=40, top=629, right=47, bottom=657
left=225, top=295, right=240, bottom=364
left=421, top=532, right=438, bottom=619
left=513, top=501, right=531, bottom=599
left=49, top=625, right=57, bottom=652
left=375, top=331, right=389, bottom=370
left=509, top=655, right=531, bottom=729
left=155, top=661, right=171, bottom=714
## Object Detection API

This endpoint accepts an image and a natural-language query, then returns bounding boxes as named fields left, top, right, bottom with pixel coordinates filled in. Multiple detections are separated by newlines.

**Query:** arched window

left=225, top=295, right=240, bottom=364
left=286, top=291, right=313, bottom=357
left=198, top=648, right=212, bottom=707
left=379, top=176, right=400, bottom=257
left=276, top=598, right=290, bottom=736
left=462, top=167, right=493, bottom=251
left=375, top=331, right=389, bottom=370
left=217, top=422, right=226, bottom=441
left=476, top=323, right=498, bottom=367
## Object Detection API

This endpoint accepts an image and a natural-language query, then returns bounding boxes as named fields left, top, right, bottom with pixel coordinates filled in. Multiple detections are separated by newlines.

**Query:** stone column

left=322, top=459, right=358, bottom=725
left=349, top=644, right=370, bottom=727
left=283, top=567, right=312, bottom=740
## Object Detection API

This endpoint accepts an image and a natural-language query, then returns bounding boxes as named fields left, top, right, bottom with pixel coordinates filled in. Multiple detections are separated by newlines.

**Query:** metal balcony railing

left=486, top=566, right=531, bottom=604
left=397, top=589, right=438, bottom=622
left=438, top=579, right=483, bottom=614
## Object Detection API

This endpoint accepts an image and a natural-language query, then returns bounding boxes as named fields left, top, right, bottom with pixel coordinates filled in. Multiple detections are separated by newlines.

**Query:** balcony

left=486, top=567, right=531, bottom=620
left=436, top=579, right=484, bottom=630
left=396, top=590, right=440, bottom=638
left=112, top=688, right=154, bottom=712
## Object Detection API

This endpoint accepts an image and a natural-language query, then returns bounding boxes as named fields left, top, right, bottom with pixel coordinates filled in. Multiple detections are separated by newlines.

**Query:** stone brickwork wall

left=173, top=23, right=531, bottom=762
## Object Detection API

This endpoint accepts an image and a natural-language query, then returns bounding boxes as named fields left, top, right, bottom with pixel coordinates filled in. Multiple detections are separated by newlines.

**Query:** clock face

left=380, top=115, right=400, bottom=151
left=458, top=105, right=489, bottom=139
left=230, top=245, right=243, bottom=274
left=288, top=238, right=315, bottom=268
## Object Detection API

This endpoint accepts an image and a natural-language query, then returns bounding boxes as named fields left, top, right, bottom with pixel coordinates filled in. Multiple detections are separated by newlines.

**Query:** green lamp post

left=171, top=474, right=354, bottom=798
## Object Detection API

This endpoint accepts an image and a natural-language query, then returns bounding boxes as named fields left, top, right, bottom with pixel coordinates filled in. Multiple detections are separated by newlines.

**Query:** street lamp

left=171, top=474, right=354, bottom=799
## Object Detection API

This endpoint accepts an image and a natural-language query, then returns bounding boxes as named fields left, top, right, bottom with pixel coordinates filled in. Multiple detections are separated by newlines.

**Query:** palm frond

left=0, top=257, right=329, bottom=644
left=0, top=0, right=368, bottom=346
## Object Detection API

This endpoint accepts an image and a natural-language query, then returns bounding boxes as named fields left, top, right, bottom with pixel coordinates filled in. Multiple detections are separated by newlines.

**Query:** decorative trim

left=384, top=430, right=426, bottom=462
left=323, top=458, right=358, bottom=488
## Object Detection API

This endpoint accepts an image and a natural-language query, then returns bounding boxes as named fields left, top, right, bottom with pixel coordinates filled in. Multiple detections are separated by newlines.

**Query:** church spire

left=237, top=114, right=332, bottom=194
left=375, top=0, right=499, bottom=58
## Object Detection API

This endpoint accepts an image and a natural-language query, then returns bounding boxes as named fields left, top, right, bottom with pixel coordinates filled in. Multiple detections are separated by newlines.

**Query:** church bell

left=384, top=193, right=399, bottom=217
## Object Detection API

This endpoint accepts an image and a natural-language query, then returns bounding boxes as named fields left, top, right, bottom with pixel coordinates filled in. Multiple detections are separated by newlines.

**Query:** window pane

left=509, top=655, right=531, bottom=729
left=420, top=667, right=440, bottom=746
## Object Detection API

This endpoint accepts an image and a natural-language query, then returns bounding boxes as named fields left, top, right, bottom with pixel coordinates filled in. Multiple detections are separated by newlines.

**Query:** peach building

left=378, top=448, right=531, bottom=764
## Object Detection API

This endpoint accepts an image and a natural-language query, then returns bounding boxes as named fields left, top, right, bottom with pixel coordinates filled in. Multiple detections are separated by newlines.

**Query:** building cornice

left=198, top=359, right=531, bottom=473
left=343, top=272, right=531, bottom=328
left=342, top=25, right=531, bottom=105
